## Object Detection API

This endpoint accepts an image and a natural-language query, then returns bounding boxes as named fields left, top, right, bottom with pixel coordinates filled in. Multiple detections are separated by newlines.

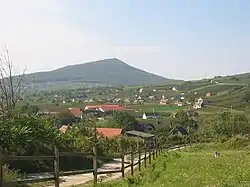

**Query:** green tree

left=19, top=104, right=39, bottom=115
left=113, top=111, right=138, bottom=130
left=242, top=90, right=250, bottom=102
left=212, top=112, right=249, bottom=137
left=171, top=111, right=198, bottom=131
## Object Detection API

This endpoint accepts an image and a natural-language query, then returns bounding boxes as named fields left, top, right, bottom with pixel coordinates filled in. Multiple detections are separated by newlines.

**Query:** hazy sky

left=0, top=0, right=250, bottom=80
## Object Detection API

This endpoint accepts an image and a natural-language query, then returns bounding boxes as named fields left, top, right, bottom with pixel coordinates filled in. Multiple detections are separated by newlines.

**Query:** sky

left=0, top=0, right=250, bottom=80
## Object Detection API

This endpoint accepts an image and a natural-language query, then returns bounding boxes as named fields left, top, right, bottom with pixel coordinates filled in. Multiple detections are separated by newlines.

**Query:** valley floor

left=87, top=144, right=250, bottom=187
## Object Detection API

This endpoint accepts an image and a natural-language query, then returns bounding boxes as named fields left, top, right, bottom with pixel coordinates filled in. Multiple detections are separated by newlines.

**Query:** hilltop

left=24, top=58, right=183, bottom=86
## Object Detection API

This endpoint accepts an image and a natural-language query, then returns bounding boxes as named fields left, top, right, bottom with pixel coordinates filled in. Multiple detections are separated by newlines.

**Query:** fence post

left=93, top=145, right=98, bottom=185
left=155, top=143, right=158, bottom=158
left=120, top=141, right=125, bottom=178
left=144, top=143, right=147, bottom=168
left=153, top=144, right=155, bottom=160
left=149, top=147, right=152, bottom=164
left=138, top=144, right=141, bottom=172
left=130, top=151, right=134, bottom=176
left=0, top=145, right=4, bottom=187
left=54, top=146, right=60, bottom=187
left=158, top=143, right=161, bottom=155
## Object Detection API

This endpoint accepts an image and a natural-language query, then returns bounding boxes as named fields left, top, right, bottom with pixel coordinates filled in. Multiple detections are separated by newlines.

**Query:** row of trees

left=156, top=110, right=250, bottom=147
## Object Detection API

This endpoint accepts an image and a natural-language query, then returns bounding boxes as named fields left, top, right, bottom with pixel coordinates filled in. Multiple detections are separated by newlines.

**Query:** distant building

left=206, top=92, right=212, bottom=97
left=149, top=95, right=155, bottom=99
left=169, top=126, right=188, bottom=136
left=175, top=101, right=184, bottom=107
left=193, top=98, right=204, bottom=109
left=134, top=123, right=155, bottom=133
left=125, top=130, right=155, bottom=148
left=69, top=108, right=83, bottom=119
left=159, top=99, right=168, bottom=105
left=142, top=113, right=160, bottom=120
left=84, top=105, right=125, bottom=113
left=96, top=128, right=123, bottom=138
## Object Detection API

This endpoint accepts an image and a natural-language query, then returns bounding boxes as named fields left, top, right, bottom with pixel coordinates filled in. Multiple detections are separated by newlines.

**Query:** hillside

left=86, top=144, right=250, bottom=187
left=24, top=58, right=182, bottom=86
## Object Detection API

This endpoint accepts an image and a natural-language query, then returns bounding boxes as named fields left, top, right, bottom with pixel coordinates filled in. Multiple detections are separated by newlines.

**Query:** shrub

left=2, top=165, right=20, bottom=182
left=223, top=135, right=250, bottom=149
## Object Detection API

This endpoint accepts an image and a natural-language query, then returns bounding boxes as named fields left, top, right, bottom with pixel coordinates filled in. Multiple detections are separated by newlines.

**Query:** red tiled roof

left=85, top=105, right=100, bottom=110
left=69, top=108, right=82, bottom=117
left=96, top=128, right=123, bottom=138
left=99, top=105, right=125, bottom=112
left=85, top=105, right=125, bottom=112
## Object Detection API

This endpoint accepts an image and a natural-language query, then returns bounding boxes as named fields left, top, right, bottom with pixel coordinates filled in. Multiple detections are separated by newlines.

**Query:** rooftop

left=96, top=128, right=123, bottom=138
left=69, top=108, right=82, bottom=117
left=125, top=130, right=155, bottom=138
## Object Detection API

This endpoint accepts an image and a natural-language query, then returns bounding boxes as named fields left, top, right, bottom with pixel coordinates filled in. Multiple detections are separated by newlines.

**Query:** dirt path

left=27, top=146, right=185, bottom=187
left=45, top=155, right=148, bottom=187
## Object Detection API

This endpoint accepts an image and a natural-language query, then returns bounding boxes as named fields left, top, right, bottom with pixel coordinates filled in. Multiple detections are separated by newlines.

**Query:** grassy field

left=127, top=104, right=185, bottom=113
left=85, top=144, right=250, bottom=187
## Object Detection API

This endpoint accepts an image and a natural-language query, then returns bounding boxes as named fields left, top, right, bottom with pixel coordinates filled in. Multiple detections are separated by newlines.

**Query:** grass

left=127, top=104, right=185, bottom=113
left=83, top=144, right=250, bottom=187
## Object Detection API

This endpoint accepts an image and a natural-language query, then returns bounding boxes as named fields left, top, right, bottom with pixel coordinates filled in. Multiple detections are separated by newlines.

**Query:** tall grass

left=85, top=144, right=250, bottom=187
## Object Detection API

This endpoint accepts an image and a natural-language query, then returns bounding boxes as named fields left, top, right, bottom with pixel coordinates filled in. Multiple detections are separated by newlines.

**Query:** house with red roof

left=84, top=105, right=125, bottom=113
left=96, top=128, right=123, bottom=138
left=68, top=108, right=83, bottom=119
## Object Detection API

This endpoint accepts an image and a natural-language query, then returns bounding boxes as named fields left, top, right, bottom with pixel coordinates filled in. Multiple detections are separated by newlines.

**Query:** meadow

left=85, top=143, right=250, bottom=187
left=127, top=104, right=185, bottom=113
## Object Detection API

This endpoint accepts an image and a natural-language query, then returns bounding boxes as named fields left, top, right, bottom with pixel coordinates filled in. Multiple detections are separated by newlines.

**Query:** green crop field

left=87, top=144, right=250, bottom=187
left=127, top=104, right=185, bottom=113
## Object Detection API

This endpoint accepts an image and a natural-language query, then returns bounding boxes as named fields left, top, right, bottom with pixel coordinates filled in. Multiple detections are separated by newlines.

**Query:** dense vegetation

left=0, top=111, right=142, bottom=182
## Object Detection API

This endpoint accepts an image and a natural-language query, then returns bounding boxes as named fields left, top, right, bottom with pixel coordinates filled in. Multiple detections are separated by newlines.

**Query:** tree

left=170, top=111, right=199, bottom=135
left=242, top=90, right=250, bottom=102
left=113, top=111, right=138, bottom=130
left=20, top=103, right=39, bottom=115
left=0, top=46, right=26, bottom=117
left=212, top=112, right=250, bottom=137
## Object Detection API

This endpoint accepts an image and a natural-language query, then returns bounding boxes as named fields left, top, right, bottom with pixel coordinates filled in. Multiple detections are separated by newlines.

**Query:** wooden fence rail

left=0, top=144, right=163, bottom=187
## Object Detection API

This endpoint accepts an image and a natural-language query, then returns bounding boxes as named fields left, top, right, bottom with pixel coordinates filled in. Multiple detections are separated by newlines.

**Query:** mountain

left=24, top=58, right=183, bottom=86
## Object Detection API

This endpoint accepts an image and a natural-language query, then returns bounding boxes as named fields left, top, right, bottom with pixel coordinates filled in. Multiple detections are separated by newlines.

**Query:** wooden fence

left=0, top=143, right=162, bottom=187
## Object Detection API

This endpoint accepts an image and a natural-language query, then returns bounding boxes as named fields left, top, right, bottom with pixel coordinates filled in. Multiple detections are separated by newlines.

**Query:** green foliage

left=93, top=145, right=250, bottom=187
left=222, top=135, right=250, bottom=150
left=112, top=111, right=138, bottom=131
left=242, top=90, right=250, bottom=102
left=2, top=165, right=20, bottom=182
left=0, top=113, right=142, bottom=174
left=19, top=104, right=40, bottom=115
left=171, top=110, right=198, bottom=130
left=211, top=112, right=250, bottom=137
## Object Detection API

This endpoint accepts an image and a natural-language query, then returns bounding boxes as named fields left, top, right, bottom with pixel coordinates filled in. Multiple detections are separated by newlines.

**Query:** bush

left=223, top=135, right=250, bottom=149
left=2, top=165, right=20, bottom=182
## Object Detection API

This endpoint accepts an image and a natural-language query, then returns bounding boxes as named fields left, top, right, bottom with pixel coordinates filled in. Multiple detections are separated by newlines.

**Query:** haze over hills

left=24, top=58, right=183, bottom=86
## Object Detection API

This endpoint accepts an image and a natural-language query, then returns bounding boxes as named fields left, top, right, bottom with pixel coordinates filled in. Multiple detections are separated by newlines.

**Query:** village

left=31, top=84, right=214, bottom=144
